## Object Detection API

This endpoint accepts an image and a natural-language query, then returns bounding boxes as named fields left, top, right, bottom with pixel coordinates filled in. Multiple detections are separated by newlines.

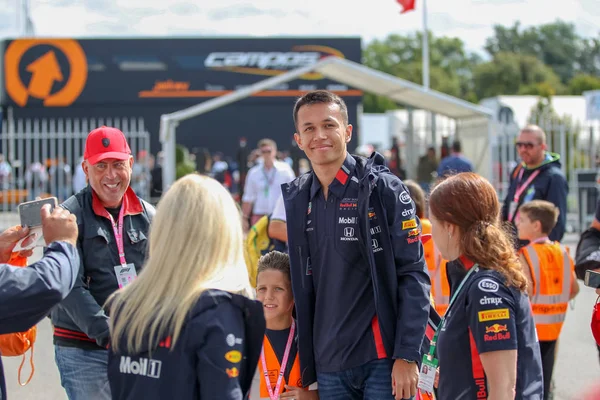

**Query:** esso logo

left=478, top=279, right=499, bottom=293
left=399, top=191, right=411, bottom=205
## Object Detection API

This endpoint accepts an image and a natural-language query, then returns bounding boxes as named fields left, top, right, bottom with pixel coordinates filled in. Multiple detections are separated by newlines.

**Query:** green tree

left=577, top=37, right=600, bottom=77
left=484, top=21, right=581, bottom=84
left=362, top=32, right=478, bottom=112
left=175, top=144, right=196, bottom=179
left=473, top=52, right=564, bottom=100
left=568, top=74, right=600, bottom=95
left=528, top=99, right=589, bottom=180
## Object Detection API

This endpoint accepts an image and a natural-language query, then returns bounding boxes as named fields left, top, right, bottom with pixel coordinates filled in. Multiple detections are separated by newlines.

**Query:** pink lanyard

left=260, top=320, right=296, bottom=400
left=107, top=206, right=127, bottom=267
left=509, top=168, right=541, bottom=221
left=513, top=168, right=540, bottom=202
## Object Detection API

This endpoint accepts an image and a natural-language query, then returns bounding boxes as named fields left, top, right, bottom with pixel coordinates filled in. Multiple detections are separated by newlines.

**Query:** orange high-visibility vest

left=259, top=335, right=303, bottom=397
left=432, top=260, right=450, bottom=316
left=520, top=242, right=574, bottom=342
left=422, top=219, right=450, bottom=316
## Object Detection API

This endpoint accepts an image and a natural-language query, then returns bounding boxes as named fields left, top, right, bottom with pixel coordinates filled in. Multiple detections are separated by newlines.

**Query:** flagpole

left=422, top=0, right=429, bottom=89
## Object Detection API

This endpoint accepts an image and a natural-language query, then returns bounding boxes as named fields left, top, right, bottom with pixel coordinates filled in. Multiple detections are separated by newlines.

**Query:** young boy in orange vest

left=516, top=200, right=579, bottom=400
left=404, top=180, right=450, bottom=316
left=252, top=251, right=318, bottom=400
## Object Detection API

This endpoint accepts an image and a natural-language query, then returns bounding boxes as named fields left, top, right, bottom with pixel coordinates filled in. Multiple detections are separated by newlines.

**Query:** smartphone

left=584, top=270, right=600, bottom=289
left=18, top=197, right=58, bottom=228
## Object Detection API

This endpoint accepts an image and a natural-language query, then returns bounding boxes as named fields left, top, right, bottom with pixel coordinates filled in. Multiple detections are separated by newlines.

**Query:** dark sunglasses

left=515, top=142, right=538, bottom=149
left=261, top=149, right=273, bottom=154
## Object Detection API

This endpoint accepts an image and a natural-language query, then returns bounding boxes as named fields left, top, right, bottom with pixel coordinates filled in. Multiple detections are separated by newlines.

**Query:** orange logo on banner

left=4, top=39, right=87, bottom=107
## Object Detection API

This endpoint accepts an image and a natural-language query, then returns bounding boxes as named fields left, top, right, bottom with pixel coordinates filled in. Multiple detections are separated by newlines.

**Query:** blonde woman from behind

left=106, top=174, right=265, bottom=400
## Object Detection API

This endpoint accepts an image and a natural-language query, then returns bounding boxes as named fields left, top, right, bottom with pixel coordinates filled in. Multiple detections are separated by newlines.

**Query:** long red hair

left=429, top=173, right=527, bottom=291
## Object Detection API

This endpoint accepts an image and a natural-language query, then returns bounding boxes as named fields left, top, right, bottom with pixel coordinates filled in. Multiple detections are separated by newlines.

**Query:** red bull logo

left=408, top=228, right=420, bottom=237
left=485, top=324, right=507, bottom=334
left=484, top=324, right=511, bottom=341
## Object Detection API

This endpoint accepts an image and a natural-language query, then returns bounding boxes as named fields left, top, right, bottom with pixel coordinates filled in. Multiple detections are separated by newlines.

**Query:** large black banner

left=2, top=37, right=362, bottom=108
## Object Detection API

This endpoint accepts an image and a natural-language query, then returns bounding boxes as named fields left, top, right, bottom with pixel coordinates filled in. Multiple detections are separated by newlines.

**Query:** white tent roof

left=160, top=56, right=493, bottom=188
left=163, top=56, right=491, bottom=138
left=315, top=57, right=492, bottom=119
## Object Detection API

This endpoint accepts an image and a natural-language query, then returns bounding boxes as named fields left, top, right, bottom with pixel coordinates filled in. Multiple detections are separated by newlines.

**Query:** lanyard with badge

left=262, top=167, right=276, bottom=198
left=418, top=264, right=480, bottom=393
left=508, top=168, right=540, bottom=222
left=260, top=320, right=296, bottom=400
left=109, top=206, right=137, bottom=289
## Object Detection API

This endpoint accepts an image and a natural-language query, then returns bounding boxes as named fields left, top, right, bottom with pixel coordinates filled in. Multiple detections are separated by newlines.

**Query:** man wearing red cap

left=50, top=126, right=155, bottom=400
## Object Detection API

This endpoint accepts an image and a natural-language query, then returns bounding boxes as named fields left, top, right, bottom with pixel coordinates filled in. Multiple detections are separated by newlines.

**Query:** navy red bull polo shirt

left=436, top=257, right=543, bottom=399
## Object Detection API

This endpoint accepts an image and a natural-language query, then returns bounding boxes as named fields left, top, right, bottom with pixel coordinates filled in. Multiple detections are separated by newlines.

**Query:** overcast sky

left=1, top=0, right=598, bottom=53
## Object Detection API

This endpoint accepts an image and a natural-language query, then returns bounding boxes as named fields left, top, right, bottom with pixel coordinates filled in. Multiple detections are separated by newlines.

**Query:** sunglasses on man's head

left=515, top=142, right=538, bottom=149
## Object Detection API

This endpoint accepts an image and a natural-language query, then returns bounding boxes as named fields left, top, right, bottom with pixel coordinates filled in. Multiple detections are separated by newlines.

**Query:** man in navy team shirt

left=282, top=91, right=431, bottom=400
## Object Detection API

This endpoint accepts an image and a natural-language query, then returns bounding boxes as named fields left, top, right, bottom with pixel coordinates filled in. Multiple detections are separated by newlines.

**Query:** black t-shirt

left=265, top=326, right=298, bottom=386
left=105, top=206, right=121, bottom=221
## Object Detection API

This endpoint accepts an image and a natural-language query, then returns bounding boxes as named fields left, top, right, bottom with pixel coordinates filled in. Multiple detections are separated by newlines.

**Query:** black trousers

left=539, top=340, right=557, bottom=400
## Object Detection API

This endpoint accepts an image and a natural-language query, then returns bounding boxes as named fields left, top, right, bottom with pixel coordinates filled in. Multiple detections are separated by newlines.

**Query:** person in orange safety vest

left=404, top=180, right=450, bottom=316
left=516, top=200, right=579, bottom=400
left=252, top=251, right=318, bottom=400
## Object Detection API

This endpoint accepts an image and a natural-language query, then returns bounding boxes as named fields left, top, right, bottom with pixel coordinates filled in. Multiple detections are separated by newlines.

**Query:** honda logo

left=344, top=227, right=354, bottom=237
left=372, top=239, right=378, bottom=249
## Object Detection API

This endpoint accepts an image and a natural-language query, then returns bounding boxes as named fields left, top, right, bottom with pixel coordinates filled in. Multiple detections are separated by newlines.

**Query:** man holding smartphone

left=50, top=127, right=155, bottom=400
left=0, top=205, right=80, bottom=399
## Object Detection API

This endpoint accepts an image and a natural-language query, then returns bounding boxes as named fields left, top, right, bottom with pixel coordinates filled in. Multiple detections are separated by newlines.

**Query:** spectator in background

left=48, top=158, right=73, bottom=202
left=131, top=150, right=150, bottom=198
left=211, top=152, right=231, bottom=190
left=417, top=147, right=438, bottom=193
left=440, top=137, right=450, bottom=159
left=389, top=137, right=406, bottom=180
left=237, top=137, right=251, bottom=197
left=437, top=140, right=473, bottom=178
left=25, top=161, right=48, bottom=200
left=150, top=152, right=163, bottom=200
left=193, top=147, right=211, bottom=174
left=241, top=139, right=295, bottom=231
left=289, top=139, right=305, bottom=177
left=0, top=154, right=12, bottom=190
left=73, top=156, right=87, bottom=194
left=501, top=125, right=568, bottom=244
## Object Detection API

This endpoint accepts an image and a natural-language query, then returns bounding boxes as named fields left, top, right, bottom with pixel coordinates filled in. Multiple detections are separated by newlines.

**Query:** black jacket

left=50, top=186, right=155, bottom=348
left=282, top=152, right=431, bottom=385
left=0, top=242, right=79, bottom=399
left=501, top=152, right=568, bottom=242
left=107, top=290, right=265, bottom=400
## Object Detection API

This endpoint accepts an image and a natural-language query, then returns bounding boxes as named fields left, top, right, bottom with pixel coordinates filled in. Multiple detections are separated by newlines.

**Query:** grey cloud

left=207, top=4, right=286, bottom=21
left=0, top=10, right=16, bottom=31
left=170, top=3, right=201, bottom=16
left=429, top=12, right=488, bottom=31
left=86, top=20, right=135, bottom=35
left=82, top=0, right=163, bottom=19
left=82, top=0, right=118, bottom=14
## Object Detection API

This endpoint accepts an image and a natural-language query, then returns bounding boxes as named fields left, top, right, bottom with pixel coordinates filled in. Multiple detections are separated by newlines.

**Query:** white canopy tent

left=159, top=56, right=493, bottom=190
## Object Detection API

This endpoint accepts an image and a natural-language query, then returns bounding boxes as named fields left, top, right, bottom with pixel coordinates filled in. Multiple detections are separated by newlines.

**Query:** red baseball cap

left=84, top=126, right=131, bottom=165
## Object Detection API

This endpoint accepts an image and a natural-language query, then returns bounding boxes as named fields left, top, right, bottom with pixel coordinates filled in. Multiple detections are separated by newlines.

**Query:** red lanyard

left=107, top=206, right=127, bottom=267
left=513, top=168, right=540, bottom=202
left=260, top=320, right=295, bottom=400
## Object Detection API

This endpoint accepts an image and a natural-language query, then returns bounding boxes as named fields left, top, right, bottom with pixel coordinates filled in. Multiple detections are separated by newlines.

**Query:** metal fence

left=0, top=116, right=150, bottom=229
left=492, top=118, right=600, bottom=233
